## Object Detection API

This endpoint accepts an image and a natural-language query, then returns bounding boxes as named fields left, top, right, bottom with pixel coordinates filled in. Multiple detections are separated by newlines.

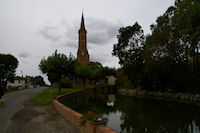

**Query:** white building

left=7, top=76, right=26, bottom=89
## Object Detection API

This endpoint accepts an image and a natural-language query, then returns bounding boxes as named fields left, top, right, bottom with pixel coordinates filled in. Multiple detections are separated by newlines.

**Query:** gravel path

left=5, top=103, right=80, bottom=133
left=0, top=87, right=46, bottom=133
left=0, top=88, right=80, bottom=133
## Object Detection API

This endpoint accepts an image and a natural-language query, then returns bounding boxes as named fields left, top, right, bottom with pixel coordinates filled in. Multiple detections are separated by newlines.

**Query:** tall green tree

left=143, top=6, right=189, bottom=91
left=143, top=0, right=200, bottom=91
left=30, top=76, right=45, bottom=87
left=88, top=62, right=102, bottom=82
left=39, top=51, right=75, bottom=92
left=75, top=64, right=93, bottom=87
left=0, top=54, right=18, bottom=91
left=113, top=22, right=145, bottom=88
left=113, top=0, right=200, bottom=92
left=173, top=0, right=200, bottom=75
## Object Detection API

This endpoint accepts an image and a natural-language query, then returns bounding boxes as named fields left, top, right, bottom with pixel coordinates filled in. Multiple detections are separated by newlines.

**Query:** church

left=77, top=13, right=90, bottom=66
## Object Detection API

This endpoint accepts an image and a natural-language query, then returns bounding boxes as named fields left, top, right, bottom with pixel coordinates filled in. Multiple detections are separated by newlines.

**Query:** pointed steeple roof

left=80, top=12, right=85, bottom=29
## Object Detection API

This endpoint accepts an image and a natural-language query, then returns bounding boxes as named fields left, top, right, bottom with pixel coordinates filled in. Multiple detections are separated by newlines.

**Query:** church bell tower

left=77, top=13, right=89, bottom=66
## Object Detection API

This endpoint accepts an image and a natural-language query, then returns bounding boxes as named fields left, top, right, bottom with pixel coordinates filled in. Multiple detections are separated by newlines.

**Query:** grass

left=30, top=87, right=83, bottom=104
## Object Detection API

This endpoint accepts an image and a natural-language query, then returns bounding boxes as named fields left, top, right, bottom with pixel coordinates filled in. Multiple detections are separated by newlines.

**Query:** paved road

left=0, top=87, right=45, bottom=133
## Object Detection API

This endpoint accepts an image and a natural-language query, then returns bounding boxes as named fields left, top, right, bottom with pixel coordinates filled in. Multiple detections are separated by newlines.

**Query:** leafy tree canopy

left=113, top=0, right=200, bottom=91
left=0, top=54, right=18, bottom=85
left=30, top=76, right=45, bottom=86
left=39, top=51, right=76, bottom=84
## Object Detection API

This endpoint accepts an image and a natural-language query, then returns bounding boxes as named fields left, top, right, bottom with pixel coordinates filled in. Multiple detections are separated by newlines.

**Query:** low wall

left=119, top=89, right=200, bottom=105
left=52, top=90, right=118, bottom=133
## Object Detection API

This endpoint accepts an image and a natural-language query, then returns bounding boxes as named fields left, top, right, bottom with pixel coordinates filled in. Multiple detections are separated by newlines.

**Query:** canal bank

left=53, top=88, right=118, bottom=133
left=119, top=89, right=200, bottom=105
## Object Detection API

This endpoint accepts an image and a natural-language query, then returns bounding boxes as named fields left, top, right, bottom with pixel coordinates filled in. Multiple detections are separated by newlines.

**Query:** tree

left=0, top=54, right=18, bottom=92
left=74, top=62, right=117, bottom=87
left=113, top=22, right=145, bottom=65
left=113, top=0, right=200, bottom=92
left=88, top=62, right=102, bottom=82
left=113, top=22, right=145, bottom=88
left=172, top=0, right=200, bottom=76
left=75, top=64, right=96, bottom=87
left=39, top=51, right=75, bottom=93
left=142, top=0, right=200, bottom=91
left=100, top=66, right=117, bottom=78
left=30, top=76, right=45, bottom=87
left=143, top=6, right=189, bottom=91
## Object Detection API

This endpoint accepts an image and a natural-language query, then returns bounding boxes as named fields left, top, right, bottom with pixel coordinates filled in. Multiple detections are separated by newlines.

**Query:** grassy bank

left=30, top=87, right=82, bottom=104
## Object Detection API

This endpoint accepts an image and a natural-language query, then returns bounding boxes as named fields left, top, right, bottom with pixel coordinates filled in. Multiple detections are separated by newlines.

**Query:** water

left=62, top=93, right=200, bottom=133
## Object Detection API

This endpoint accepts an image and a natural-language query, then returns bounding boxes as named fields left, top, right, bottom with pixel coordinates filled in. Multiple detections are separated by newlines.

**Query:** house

left=106, top=75, right=117, bottom=86
left=7, top=76, right=26, bottom=89
left=25, top=76, right=34, bottom=88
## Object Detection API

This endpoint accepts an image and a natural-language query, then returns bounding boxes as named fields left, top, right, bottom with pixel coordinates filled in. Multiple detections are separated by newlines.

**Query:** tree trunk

left=54, top=81, right=61, bottom=94
left=58, top=81, right=61, bottom=94
left=58, top=86, right=61, bottom=94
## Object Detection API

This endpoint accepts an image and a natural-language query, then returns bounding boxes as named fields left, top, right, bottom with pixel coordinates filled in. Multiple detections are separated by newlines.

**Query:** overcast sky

left=0, top=0, right=174, bottom=84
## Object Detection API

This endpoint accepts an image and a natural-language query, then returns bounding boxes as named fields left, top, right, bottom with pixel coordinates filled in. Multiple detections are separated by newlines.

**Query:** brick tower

left=77, top=13, right=89, bottom=66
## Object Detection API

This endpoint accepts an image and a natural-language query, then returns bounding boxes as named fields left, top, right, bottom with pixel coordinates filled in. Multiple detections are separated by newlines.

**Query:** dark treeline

left=113, top=0, right=200, bottom=92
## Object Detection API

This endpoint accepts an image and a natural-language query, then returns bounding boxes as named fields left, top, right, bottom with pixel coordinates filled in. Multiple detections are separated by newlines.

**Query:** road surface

left=0, top=87, right=45, bottom=133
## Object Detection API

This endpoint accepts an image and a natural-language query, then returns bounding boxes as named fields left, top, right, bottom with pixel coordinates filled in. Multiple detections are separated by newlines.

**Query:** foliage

left=39, top=51, right=76, bottom=92
left=75, top=62, right=117, bottom=86
left=100, top=66, right=117, bottom=78
left=30, top=76, right=45, bottom=86
left=39, top=51, right=75, bottom=84
left=113, top=22, right=145, bottom=66
left=115, top=69, right=133, bottom=89
left=39, top=51, right=117, bottom=89
left=173, top=0, right=200, bottom=75
left=113, top=0, right=200, bottom=92
left=0, top=54, right=18, bottom=89
left=113, top=22, right=145, bottom=88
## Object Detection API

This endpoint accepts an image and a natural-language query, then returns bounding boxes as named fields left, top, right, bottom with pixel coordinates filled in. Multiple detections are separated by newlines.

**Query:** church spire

left=80, top=12, right=85, bottom=29
left=77, top=12, right=89, bottom=66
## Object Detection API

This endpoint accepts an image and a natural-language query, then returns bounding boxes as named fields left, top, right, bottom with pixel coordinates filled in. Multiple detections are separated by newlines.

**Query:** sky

left=0, top=0, right=174, bottom=84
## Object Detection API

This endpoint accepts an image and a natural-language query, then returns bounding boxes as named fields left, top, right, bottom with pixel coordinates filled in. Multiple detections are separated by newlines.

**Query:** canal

left=61, top=90, right=200, bottom=133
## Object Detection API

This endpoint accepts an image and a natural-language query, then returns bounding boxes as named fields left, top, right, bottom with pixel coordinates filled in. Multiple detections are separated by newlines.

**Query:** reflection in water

left=188, top=121, right=200, bottom=133
left=103, top=111, right=123, bottom=132
left=62, top=91, right=200, bottom=133
left=107, top=94, right=116, bottom=107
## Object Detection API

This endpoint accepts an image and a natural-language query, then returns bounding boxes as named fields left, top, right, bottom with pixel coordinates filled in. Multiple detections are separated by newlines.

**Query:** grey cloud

left=60, top=19, right=68, bottom=25
left=64, top=18, right=122, bottom=46
left=18, top=51, right=31, bottom=58
left=62, top=40, right=77, bottom=49
left=23, top=60, right=30, bottom=64
left=38, top=18, right=121, bottom=50
left=90, top=53, right=111, bottom=64
left=87, top=18, right=122, bottom=45
left=38, top=26, right=61, bottom=42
